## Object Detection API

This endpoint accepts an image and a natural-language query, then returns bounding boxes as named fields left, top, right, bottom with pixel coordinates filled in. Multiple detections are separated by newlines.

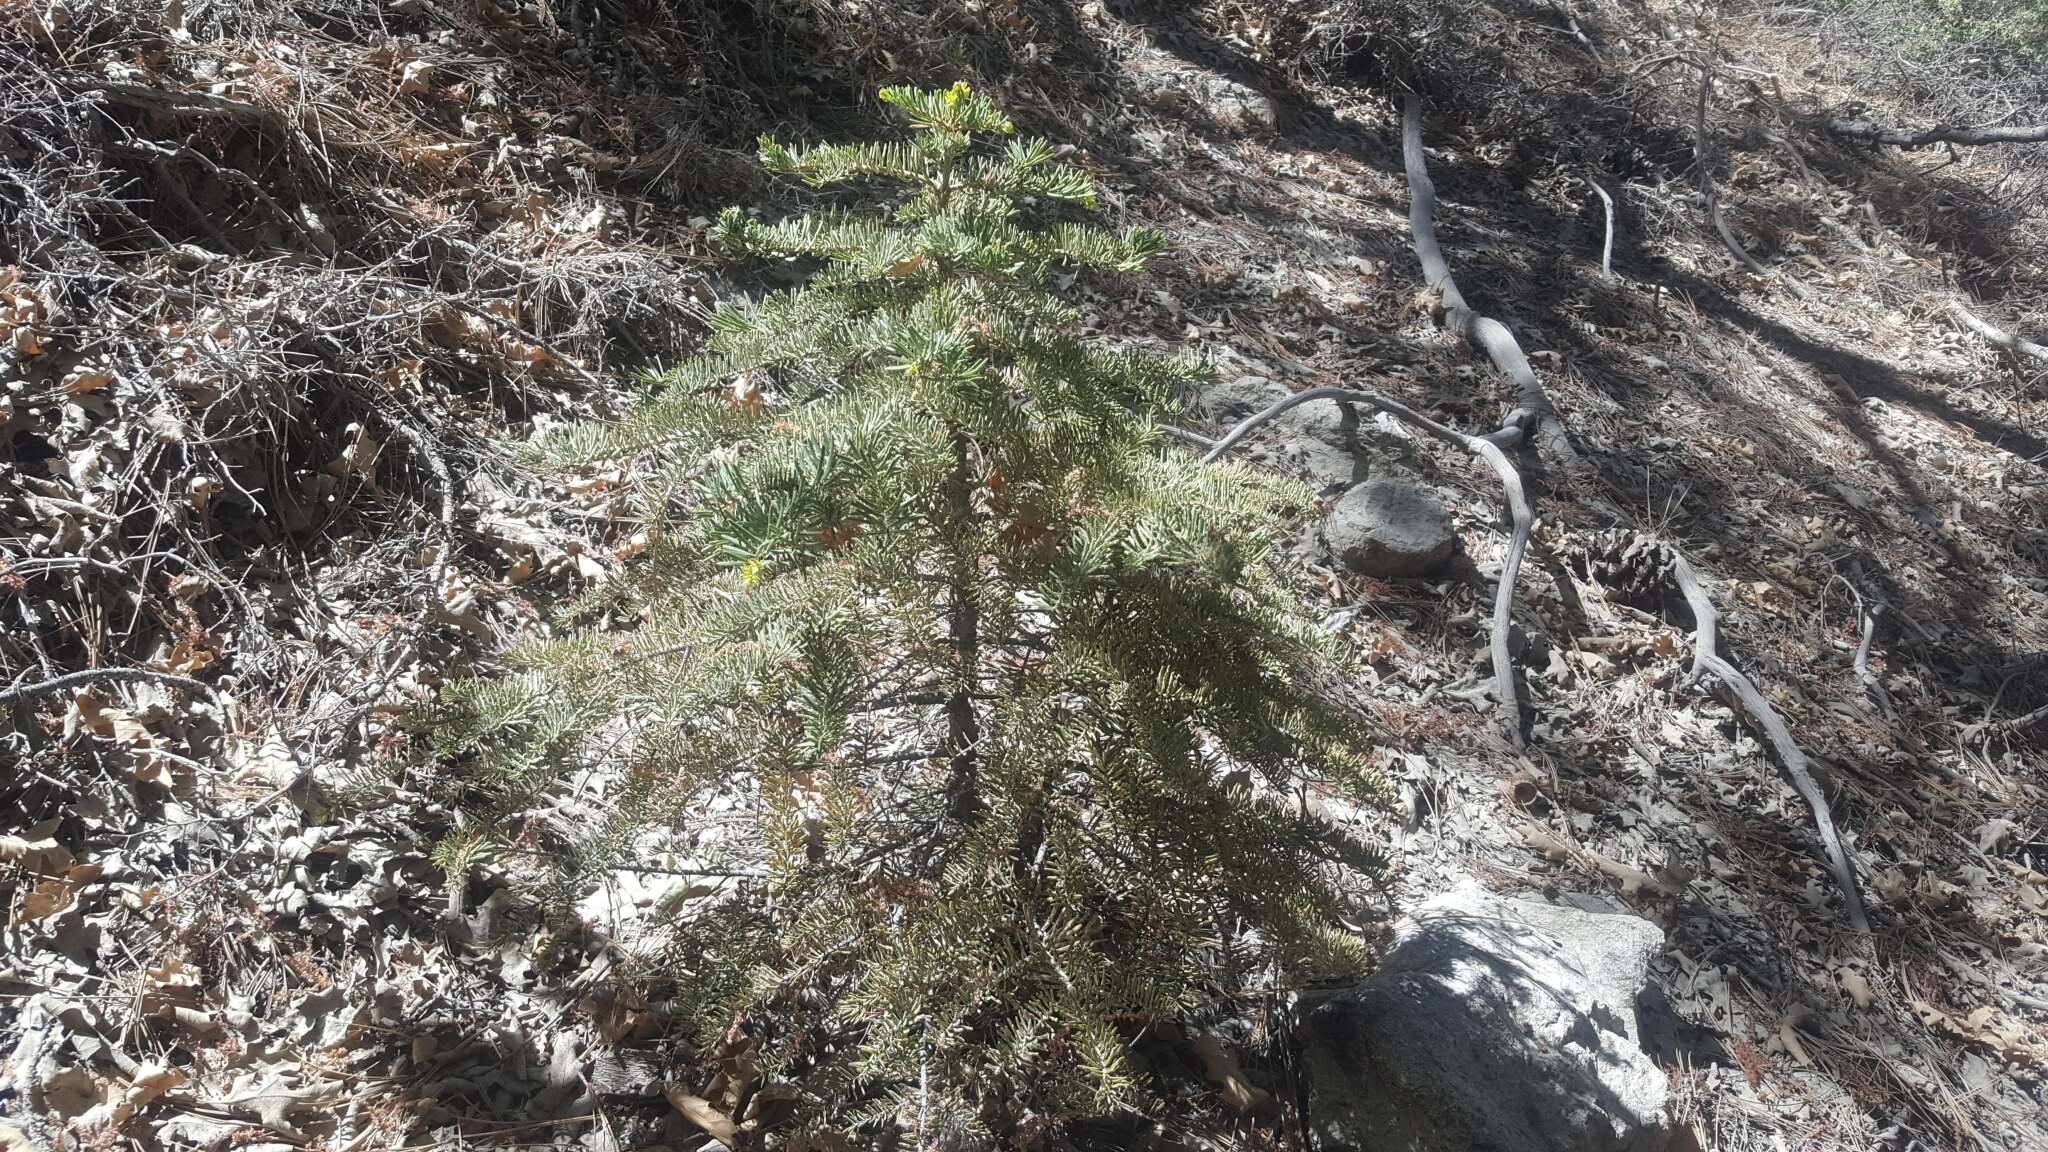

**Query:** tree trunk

left=943, top=430, right=982, bottom=825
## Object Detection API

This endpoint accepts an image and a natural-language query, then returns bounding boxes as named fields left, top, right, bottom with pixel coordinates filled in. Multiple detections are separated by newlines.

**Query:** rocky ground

left=4, top=0, right=2046, bottom=1149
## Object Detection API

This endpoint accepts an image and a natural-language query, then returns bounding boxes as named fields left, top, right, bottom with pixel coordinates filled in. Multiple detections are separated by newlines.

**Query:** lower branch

left=1201, top=387, right=1532, bottom=748
left=1588, top=177, right=1616, bottom=279
left=1947, top=299, right=2048, bottom=365
left=0, top=667, right=222, bottom=709
left=1401, top=95, right=1581, bottom=470
left=1667, top=549, right=1870, bottom=932
left=1826, top=117, right=2048, bottom=148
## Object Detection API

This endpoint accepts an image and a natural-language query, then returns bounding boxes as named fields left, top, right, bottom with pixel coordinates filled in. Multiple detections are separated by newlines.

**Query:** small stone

left=1323, top=476, right=1457, bottom=578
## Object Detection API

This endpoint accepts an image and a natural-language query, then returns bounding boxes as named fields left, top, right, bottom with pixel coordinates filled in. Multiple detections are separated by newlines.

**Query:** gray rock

left=1196, top=373, right=1290, bottom=422
left=1302, top=883, right=1672, bottom=1152
left=1323, top=475, right=1457, bottom=577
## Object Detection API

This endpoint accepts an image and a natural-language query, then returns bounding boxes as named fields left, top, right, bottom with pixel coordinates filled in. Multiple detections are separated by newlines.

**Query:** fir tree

left=433, top=83, right=1385, bottom=1144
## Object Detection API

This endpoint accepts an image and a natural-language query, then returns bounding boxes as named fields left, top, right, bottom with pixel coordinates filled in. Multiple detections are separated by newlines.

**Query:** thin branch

left=1588, top=177, right=1616, bottom=279
left=0, top=667, right=222, bottom=709
left=1826, top=118, right=2048, bottom=148
left=1947, top=299, right=2048, bottom=365
left=1401, top=95, right=1579, bottom=467
left=1667, top=549, right=1870, bottom=933
left=1853, top=604, right=1894, bottom=724
left=1691, top=61, right=1812, bottom=300
left=1159, top=425, right=1217, bottom=449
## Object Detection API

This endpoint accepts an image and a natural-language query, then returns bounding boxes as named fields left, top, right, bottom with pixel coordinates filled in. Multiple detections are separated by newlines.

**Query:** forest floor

left=3, top=0, right=2045, bottom=1149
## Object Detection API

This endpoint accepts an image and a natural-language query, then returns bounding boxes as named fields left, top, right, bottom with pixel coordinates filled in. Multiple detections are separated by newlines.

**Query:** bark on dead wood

left=1691, top=64, right=1812, bottom=300
left=1401, top=96, right=1581, bottom=471
left=1667, top=549, right=1871, bottom=932
left=1826, top=118, right=2048, bottom=148
left=1589, top=177, right=1616, bottom=279
left=1947, top=300, right=2048, bottom=365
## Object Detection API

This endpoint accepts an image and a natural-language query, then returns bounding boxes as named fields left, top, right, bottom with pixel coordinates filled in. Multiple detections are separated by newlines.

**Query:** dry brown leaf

left=1838, top=967, right=1874, bottom=1008
left=728, top=373, right=764, bottom=414
left=323, top=422, right=384, bottom=479
left=397, top=59, right=435, bottom=95
left=664, top=1085, right=738, bottom=1147
left=62, top=365, right=115, bottom=394
left=1189, top=1030, right=1273, bottom=1115
left=502, top=340, right=552, bottom=366
left=1518, top=821, right=1575, bottom=862
left=1776, top=1016, right=1814, bottom=1068
left=20, top=862, right=102, bottom=921
left=0, top=834, right=75, bottom=874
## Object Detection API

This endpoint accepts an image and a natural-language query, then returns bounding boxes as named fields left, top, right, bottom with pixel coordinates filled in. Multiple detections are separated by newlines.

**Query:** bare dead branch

left=1401, top=95, right=1580, bottom=468
left=0, top=667, right=222, bottom=709
left=1667, top=549, right=1871, bottom=933
left=1826, top=118, right=2048, bottom=148
left=1691, top=62, right=1812, bottom=300
left=1947, top=300, right=2048, bottom=365
left=1588, top=177, right=1616, bottom=279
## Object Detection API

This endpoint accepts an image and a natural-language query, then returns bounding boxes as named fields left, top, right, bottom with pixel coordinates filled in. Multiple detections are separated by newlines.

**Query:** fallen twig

left=1588, top=177, right=1616, bottom=279
left=1853, top=604, right=1895, bottom=724
left=0, top=667, right=222, bottom=709
left=1667, top=548, right=1870, bottom=932
left=1401, top=96, right=1580, bottom=468
left=1946, top=299, right=2048, bottom=365
left=1826, top=117, right=2048, bottom=148
left=1691, top=61, right=1812, bottom=300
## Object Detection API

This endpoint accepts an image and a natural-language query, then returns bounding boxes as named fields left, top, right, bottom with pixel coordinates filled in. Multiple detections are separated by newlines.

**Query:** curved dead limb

left=1946, top=299, right=2048, bottom=365
left=1831, top=576, right=1896, bottom=724
left=1400, top=95, right=1580, bottom=470
left=1588, top=177, right=1616, bottom=279
left=1690, top=64, right=1812, bottom=300
left=1201, top=386, right=1533, bottom=748
left=1667, top=549, right=1871, bottom=932
left=0, top=666, right=222, bottom=709
left=1826, top=118, right=2048, bottom=148
left=1853, top=605, right=1895, bottom=724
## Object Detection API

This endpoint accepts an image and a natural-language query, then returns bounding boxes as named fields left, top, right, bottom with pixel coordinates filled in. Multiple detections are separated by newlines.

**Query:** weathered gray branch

left=1668, top=549, right=1870, bottom=932
left=1589, top=177, right=1616, bottom=279
left=0, top=667, right=222, bottom=709
left=1947, top=299, right=2048, bottom=365
left=1692, top=63, right=1812, bottom=300
left=1826, top=118, right=2048, bottom=148
left=1401, top=95, right=1581, bottom=469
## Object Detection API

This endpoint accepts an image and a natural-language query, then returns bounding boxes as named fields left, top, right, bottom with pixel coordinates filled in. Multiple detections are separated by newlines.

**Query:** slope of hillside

left=3, top=0, right=2044, bottom=1148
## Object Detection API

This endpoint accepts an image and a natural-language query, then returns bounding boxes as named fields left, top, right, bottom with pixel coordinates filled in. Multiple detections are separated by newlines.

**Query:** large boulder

left=1301, top=883, right=1672, bottom=1152
left=1322, top=475, right=1457, bottom=578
